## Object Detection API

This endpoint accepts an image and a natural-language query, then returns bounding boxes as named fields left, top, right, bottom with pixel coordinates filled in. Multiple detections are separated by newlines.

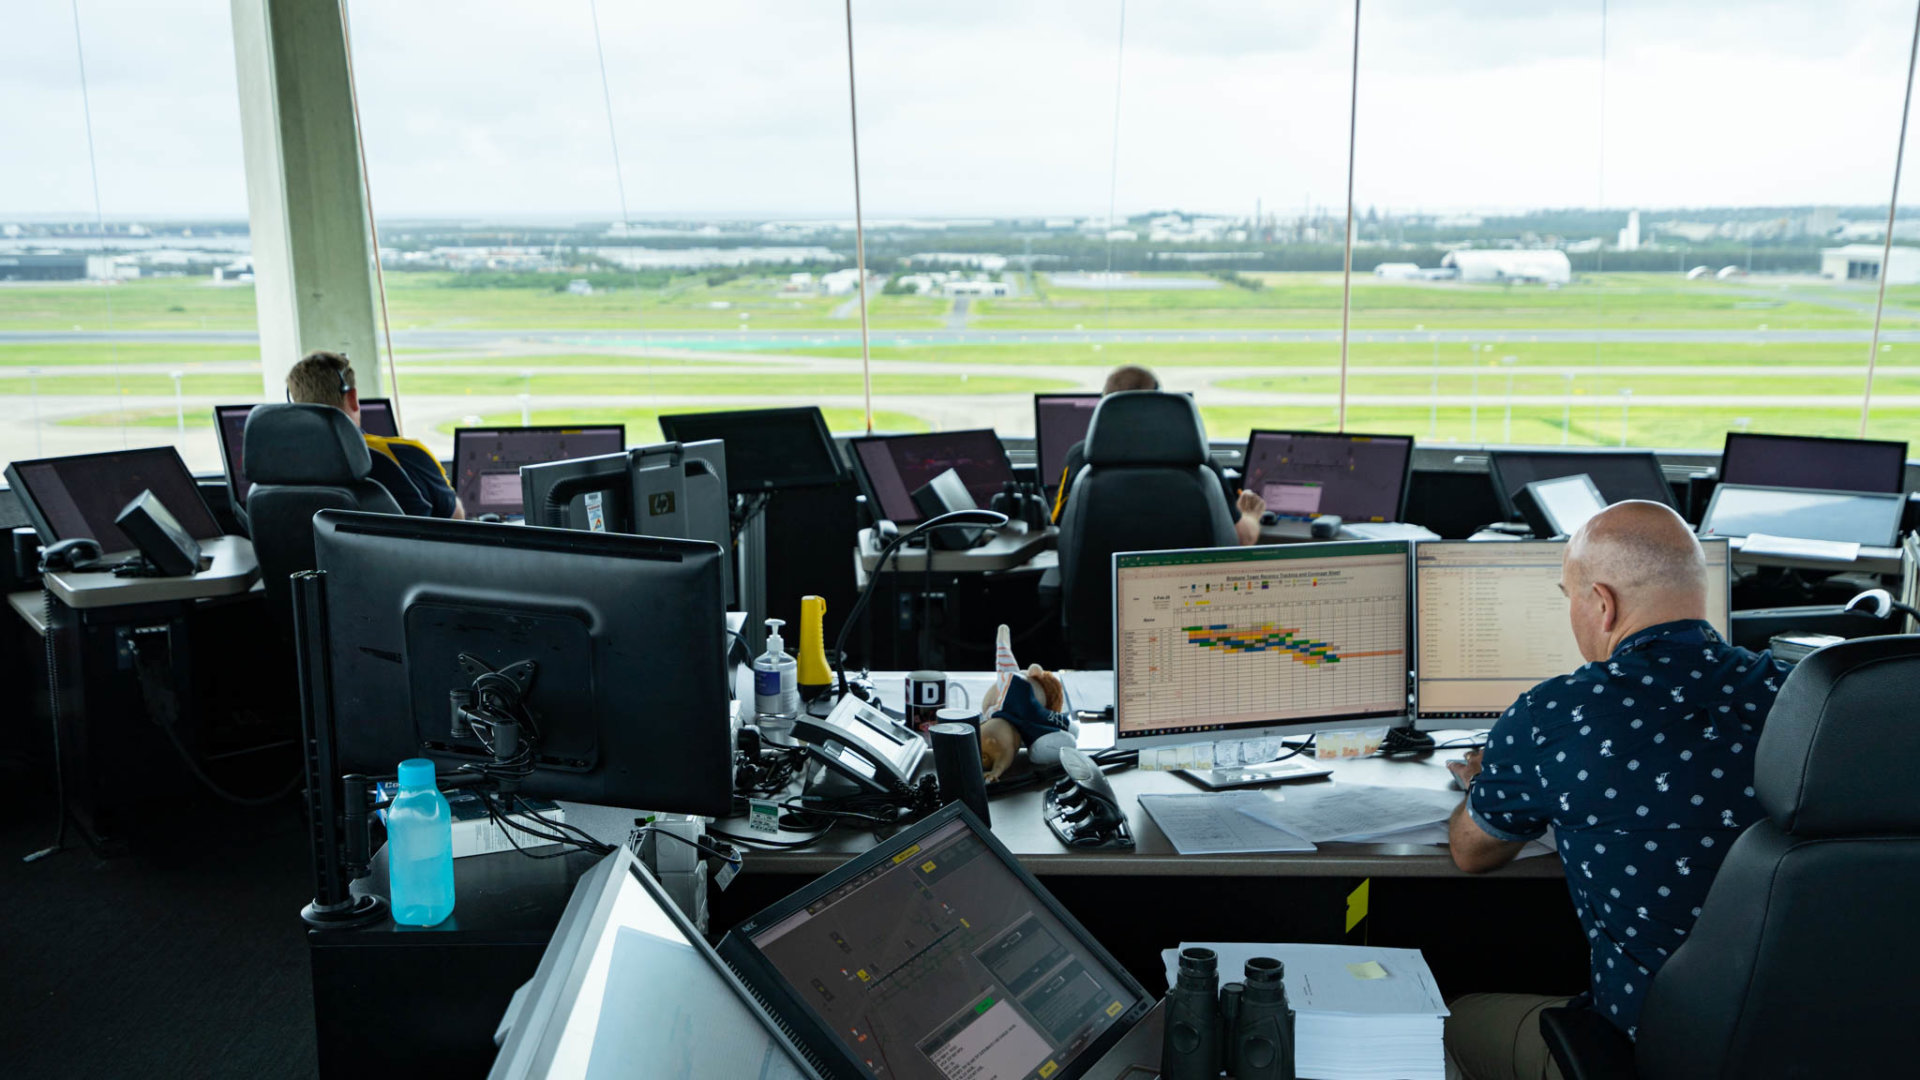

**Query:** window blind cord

left=1336, top=0, right=1361, bottom=433
left=844, top=0, right=875, bottom=432
left=587, top=0, right=652, bottom=401
left=68, top=0, right=127, bottom=447
left=336, top=0, right=403, bottom=427
left=1103, top=0, right=1127, bottom=334
left=1863, top=0, right=1920, bottom=434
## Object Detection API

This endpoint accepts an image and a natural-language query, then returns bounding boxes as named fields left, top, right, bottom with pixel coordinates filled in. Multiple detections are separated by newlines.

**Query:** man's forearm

left=1448, top=799, right=1525, bottom=873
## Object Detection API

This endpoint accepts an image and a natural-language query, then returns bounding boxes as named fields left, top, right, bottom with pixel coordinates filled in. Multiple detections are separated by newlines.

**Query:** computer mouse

left=1259, top=511, right=1278, bottom=526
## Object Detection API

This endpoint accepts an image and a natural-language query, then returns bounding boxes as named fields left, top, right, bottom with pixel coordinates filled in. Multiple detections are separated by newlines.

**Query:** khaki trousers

left=1444, top=993, right=1571, bottom=1080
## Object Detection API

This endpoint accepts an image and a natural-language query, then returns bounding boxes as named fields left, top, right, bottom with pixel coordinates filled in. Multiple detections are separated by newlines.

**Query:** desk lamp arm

left=833, top=508, right=1008, bottom=701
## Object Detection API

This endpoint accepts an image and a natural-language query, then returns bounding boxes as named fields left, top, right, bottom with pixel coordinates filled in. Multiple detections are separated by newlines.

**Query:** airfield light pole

left=29, top=368, right=42, bottom=457
left=171, top=370, right=185, bottom=438
left=1562, top=372, right=1575, bottom=445
left=1470, top=369, right=1480, bottom=442
left=1501, top=355, right=1517, bottom=443
left=1429, top=334, right=1440, bottom=438
left=521, top=370, right=532, bottom=426
left=1619, top=388, right=1633, bottom=447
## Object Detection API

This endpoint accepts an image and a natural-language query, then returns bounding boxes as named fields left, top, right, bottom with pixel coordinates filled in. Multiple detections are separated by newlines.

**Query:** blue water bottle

left=388, top=758, right=455, bottom=927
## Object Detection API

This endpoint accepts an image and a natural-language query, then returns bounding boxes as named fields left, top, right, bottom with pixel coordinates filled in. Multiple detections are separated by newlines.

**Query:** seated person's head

left=1103, top=364, right=1159, bottom=394
left=1561, top=500, right=1707, bottom=662
left=286, top=350, right=361, bottom=428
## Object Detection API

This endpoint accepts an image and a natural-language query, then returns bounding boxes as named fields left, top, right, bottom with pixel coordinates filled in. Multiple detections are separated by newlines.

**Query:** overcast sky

left=5, top=0, right=1920, bottom=221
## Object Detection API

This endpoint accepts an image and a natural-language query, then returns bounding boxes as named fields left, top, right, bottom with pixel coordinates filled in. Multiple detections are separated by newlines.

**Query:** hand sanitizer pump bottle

left=387, top=758, right=455, bottom=927
left=753, top=617, right=800, bottom=731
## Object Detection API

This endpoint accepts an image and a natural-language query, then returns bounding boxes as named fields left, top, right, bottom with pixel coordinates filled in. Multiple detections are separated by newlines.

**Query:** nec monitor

left=658, top=406, right=846, bottom=492
left=1113, top=540, right=1413, bottom=749
left=1413, top=538, right=1732, bottom=723
left=1487, top=450, right=1674, bottom=517
left=1518, top=473, right=1607, bottom=538
left=453, top=425, right=627, bottom=520
left=6, top=447, right=223, bottom=556
left=1698, top=484, right=1906, bottom=548
left=312, top=510, right=734, bottom=814
left=1034, top=393, right=1101, bottom=500
left=717, top=804, right=1152, bottom=1080
left=849, top=429, right=1014, bottom=526
left=358, top=397, right=399, bottom=437
left=1239, top=429, right=1414, bottom=524
left=488, top=848, right=821, bottom=1080
left=1720, top=432, right=1908, bottom=494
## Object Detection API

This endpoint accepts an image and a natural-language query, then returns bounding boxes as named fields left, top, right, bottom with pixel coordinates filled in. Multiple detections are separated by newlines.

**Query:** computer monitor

left=1113, top=541, right=1413, bottom=749
left=1239, top=429, right=1414, bottom=523
left=1034, top=393, right=1101, bottom=500
left=453, top=425, right=627, bottom=520
left=1487, top=450, right=1674, bottom=516
left=312, top=510, right=733, bottom=814
left=1518, top=473, right=1607, bottom=538
left=849, top=429, right=1014, bottom=526
left=214, top=403, right=258, bottom=505
left=658, top=406, right=846, bottom=493
left=1413, top=538, right=1732, bottom=724
left=6, top=447, right=223, bottom=555
left=1720, top=432, right=1908, bottom=494
left=358, top=397, right=399, bottom=438
left=489, top=847, right=821, bottom=1080
left=1699, top=484, right=1906, bottom=547
left=718, top=804, right=1152, bottom=1080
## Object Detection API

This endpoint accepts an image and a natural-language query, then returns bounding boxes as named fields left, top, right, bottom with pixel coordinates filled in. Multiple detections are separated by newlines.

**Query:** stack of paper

left=1234, top=782, right=1463, bottom=843
left=1138, top=793, right=1316, bottom=855
left=1162, top=942, right=1450, bottom=1080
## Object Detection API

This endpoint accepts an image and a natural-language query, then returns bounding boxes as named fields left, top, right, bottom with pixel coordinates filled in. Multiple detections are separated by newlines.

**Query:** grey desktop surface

left=1726, top=535, right=1901, bottom=575
left=39, top=534, right=261, bottom=609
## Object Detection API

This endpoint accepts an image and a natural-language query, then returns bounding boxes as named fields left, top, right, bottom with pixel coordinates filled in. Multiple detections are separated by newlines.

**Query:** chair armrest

left=1037, top=565, right=1061, bottom=607
left=1540, top=1005, right=1638, bottom=1080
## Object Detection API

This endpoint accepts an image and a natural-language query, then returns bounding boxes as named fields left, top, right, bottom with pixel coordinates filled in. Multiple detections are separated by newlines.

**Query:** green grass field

left=8, top=271, right=1920, bottom=454
left=443, top=406, right=930, bottom=437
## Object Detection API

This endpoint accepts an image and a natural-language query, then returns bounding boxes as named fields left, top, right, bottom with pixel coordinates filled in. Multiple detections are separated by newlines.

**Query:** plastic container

left=387, top=758, right=455, bottom=927
left=753, top=617, right=800, bottom=728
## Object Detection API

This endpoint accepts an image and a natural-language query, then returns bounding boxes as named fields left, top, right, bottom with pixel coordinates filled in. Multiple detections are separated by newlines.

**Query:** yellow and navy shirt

left=1470, top=620, right=1788, bottom=1038
left=363, top=434, right=457, bottom=518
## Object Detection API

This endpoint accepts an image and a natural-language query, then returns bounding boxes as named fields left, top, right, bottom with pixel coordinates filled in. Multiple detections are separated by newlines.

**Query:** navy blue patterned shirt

left=1468, top=619, right=1788, bottom=1038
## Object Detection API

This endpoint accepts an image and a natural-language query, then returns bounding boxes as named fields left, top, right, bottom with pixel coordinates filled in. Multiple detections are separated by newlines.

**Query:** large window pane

left=0, top=1, right=260, bottom=471
left=1346, top=0, right=1913, bottom=449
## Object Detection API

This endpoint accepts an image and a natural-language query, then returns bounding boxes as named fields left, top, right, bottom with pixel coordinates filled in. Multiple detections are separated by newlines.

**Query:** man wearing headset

left=285, top=350, right=464, bottom=519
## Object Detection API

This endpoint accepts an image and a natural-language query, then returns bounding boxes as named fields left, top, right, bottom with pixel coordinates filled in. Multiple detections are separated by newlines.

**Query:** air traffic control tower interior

left=7, top=3, right=1920, bottom=1078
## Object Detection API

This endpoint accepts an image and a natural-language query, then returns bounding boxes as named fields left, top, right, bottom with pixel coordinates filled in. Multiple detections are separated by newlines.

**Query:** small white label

left=714, top=858, right=738, bottom=891
left=584, top=490, right=607, bottom=532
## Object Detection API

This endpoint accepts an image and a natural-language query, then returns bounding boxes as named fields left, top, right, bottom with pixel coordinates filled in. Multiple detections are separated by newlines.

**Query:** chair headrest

left=1083, top=392, right=1210, bottom=467
left=242, top=403, right=373, bottom=486
left=1756, top=635, right=1920, bottom=837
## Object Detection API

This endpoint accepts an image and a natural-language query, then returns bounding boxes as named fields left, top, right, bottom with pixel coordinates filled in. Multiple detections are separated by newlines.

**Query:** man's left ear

left=1595, top=583, right=1619, bottom=632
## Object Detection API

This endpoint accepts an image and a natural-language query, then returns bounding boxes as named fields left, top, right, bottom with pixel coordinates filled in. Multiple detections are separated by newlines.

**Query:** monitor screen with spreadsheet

left=1113, top=541, right=1413, bottom=748
left=1239, top=430, right=1414, bottom=523
left=1413, top=539, right=1731, bottom=723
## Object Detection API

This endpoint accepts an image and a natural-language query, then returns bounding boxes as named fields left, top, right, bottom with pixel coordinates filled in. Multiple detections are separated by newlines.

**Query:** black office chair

left=243, top=404, right=403, bottom=641
left=1056, top=391, right=1236, bottom=668
left=1542, top=634, right=1920, bottom=1079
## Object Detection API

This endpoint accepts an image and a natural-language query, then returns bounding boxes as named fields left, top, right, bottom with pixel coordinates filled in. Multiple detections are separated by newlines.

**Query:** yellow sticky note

left=1347, top=961, right=1389, bottom=980
left=1345, top=878, right=1371, bottom=933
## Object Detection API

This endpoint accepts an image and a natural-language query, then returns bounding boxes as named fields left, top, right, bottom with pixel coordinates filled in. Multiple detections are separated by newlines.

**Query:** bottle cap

left=764, top=618, right=786, bottom=655
left=397, top=758, right=436, bottom=789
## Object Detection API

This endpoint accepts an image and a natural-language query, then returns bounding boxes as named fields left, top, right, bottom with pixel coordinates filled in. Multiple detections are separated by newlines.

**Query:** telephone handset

left=791, top=694, right=929, bottom=795
left=40, top=537, right=104, bottom=573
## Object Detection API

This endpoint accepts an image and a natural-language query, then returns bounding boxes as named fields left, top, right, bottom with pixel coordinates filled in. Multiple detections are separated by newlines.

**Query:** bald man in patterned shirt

left=1442, top=501, right=1790, bottom=1080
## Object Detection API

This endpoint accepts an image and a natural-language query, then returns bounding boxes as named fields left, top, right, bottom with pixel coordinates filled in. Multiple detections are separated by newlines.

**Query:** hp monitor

left=1699, top=484, right=1905, bottom=548
left=489, top=847, right=820, bottom=1080
left=312, top=510, right=734, bottom=814
left=718, top=804, right=1152, bottom=1080
left=1034, top=393, right=1101, bottom=500
left=1719, top=432, right=1908, bottom=494
left=658, top=406, right=846, bottom=493
left=453, top=425, right=626, bottom=520
left=1413, top=538, right=1732, bottom=723
left=849, top=429, right=1014, bottom=526
left=6, top=447, right=223, bottom=556
left=1239, top=429, right=1414, bottom=523
left=1487, top=450, right=1674, bottom=516
left=1113, top=541, right=1413, bottom=749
